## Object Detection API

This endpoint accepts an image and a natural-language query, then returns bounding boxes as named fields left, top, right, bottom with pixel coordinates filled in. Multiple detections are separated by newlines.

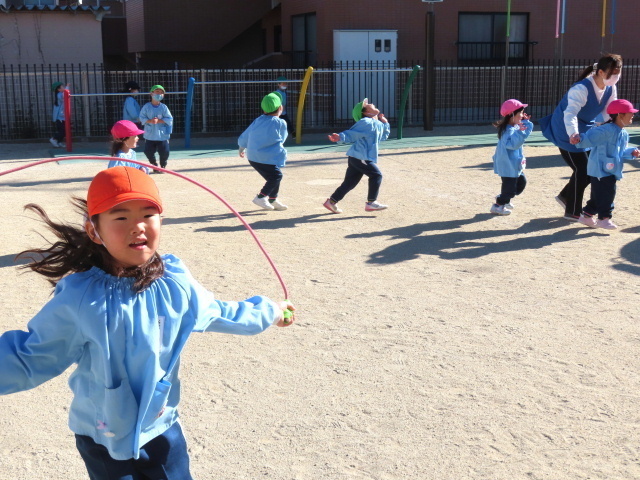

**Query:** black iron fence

left=1, top=59, right=639, bottom=141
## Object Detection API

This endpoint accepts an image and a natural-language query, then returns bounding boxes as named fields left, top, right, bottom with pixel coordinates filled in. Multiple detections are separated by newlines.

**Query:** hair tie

left=593, top=63, right=599, bottom=71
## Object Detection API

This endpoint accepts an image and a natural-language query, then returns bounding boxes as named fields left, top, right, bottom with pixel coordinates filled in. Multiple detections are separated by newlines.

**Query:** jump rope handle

left=282, top=299, right=294, bottom=324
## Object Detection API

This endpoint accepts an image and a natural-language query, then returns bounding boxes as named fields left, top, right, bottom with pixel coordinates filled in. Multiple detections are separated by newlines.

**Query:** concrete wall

left=0, top=11, right=104, bottom=65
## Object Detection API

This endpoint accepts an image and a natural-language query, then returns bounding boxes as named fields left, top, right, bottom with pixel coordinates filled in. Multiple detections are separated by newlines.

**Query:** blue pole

left=185, top=77, right=195, bottom=149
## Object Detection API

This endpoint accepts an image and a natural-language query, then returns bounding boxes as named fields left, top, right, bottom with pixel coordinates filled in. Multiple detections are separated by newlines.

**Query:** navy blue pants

left=496, top=174, right=527, bottom=205
left=75, top=422, right=193, bottom=480
left=249, top=160, right=283, bottom=198
left=144, top=140, right=170, bottom=168
left=583, top=175, right=617, bottom=219
left=558, top=148, right=590, bottom=217
left=330, top=156, right=383, bottom=203
left=53, top=120, right=66, bottom=142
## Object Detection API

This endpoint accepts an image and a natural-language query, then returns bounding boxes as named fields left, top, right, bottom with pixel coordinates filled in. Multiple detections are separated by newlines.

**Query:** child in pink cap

left=575, top=99, right=640, bottom=230
left=107, top=120, right=150, bottom=173
left=490, top=99, right=533, bottom=215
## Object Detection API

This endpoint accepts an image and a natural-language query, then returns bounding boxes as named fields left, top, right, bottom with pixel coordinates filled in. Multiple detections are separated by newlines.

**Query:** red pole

left=64, top=89, right=72, bottom=152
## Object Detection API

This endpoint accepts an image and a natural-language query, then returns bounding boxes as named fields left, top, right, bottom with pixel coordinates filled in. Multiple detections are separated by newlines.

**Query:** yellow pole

left=295, top=66, right=314, bottom=144
left=601, top=0, right=607, bottom=37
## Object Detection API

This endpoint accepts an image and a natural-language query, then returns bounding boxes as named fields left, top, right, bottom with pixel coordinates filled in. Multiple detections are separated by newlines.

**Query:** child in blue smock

left=122, top=80, right=142, bottom=127
left=576, top=99, right=640, bottom=230
left=0, top=166, right=295, bottom=479
left=323, top=98, right=391, bottom=214
left=49, top=81, right=70, bottom=148
left=239, top=92, right=289, bottom=211
left=140, top=84, right=173, bottom=171
left=490, top=99, right=534, bottom=216
left=107, top=120, right=150, bottom=173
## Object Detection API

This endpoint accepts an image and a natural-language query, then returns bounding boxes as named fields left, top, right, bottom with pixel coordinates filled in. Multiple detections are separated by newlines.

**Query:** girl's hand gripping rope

left=277, top=300, right=296, bottom=327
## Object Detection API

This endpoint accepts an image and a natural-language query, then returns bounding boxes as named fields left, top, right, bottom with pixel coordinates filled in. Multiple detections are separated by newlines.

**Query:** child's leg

left=330, top=156, right=365, bottom=202
left=249, top=161, right=283, bottom=197
left=592, top=175, right=617, bottom=219
left=515, top=173, right=527, bottom=196
left=76, top=422, right=194, bottom=480
left=496, top=177, right=518, bottom=205
left=360, top=160, right=383, bottom=202
left=158, top=140, right=170, bottom=168
left=144, top=140, right=158, bottom=166
left=54, top=120, right=65, bottom=142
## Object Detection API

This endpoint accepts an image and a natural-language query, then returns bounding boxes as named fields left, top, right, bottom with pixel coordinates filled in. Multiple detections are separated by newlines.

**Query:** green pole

left=397, top=65, right=421, bottom=140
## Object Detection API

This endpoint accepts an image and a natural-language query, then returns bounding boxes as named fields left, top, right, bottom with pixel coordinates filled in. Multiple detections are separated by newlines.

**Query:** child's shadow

left=613, top=225, right=640, bottom=276
left=346, top=214, right=601, bottom=264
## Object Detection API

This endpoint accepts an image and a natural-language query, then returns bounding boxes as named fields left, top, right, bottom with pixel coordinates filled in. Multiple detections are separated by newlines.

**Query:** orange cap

left=87, top=166, right=163, bottom=217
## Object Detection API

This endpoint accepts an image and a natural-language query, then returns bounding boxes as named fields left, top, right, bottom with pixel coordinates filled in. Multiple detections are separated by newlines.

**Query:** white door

left=334, top=30, right=397, bottom=121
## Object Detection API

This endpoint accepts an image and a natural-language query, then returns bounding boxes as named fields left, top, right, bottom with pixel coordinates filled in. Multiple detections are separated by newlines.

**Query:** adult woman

left=539, top=54, right=622, bottom=220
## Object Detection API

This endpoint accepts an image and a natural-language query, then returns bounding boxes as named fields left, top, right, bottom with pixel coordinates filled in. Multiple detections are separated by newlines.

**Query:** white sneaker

left=578, top=214, right=597, bottom=228
left=252, top=196, right=274, bottom=210
left=490, top=203, right=511, bottom=215
left=323, top=198, right=342, bottom=214
left=58, top=142, right=66, bottom=148
left=365, top=201, right=388, bottom=212
left=49, top=138, right=60, bottom=148
left=495, top=196, right=513, bottom=209
left=270, top=199, right=288, bottom=211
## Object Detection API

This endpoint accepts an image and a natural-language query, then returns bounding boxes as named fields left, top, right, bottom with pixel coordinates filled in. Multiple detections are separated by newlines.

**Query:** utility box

left=333, top=30, right=398, bottom=122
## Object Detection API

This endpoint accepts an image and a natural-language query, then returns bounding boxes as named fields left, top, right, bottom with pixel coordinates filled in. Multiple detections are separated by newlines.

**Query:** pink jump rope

left=0, top=157, right=293, bottom=322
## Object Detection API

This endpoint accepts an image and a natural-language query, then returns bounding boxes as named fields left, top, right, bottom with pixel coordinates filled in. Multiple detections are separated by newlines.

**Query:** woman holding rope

left=539, top=54, right=622, bottom=221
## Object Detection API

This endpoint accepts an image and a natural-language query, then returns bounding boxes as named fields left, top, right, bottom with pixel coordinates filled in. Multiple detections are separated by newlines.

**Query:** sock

left=268, top=197, right=276, bottom=203
left=257, top=193, right=266, bottom=199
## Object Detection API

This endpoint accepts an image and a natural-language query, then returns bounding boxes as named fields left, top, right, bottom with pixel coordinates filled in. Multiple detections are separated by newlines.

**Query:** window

left=274, top=25, right=282, bottom=53
left=291, top=12, right=316, bottom=67
left=458, top=12, right=529, bottom=62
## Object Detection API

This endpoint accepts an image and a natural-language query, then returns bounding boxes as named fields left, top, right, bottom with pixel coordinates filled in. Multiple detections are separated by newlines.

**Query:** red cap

left=500, top=99, right=528, bottom=117
left=111, top=120, right=144, bottom=139
left=87, top=167, right=163, bottom=217
left=606, top=99, right=639, bottom=115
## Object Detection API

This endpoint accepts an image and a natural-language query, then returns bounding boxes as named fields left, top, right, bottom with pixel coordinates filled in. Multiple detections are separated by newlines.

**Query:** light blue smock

left=123, top=96, right=141, bottom=123
left=337, top=117, right=390, bottom=163
left=52, top=91, right=66, bottom=122
left=0, top=254, right=280, bottom=460
left=238, top=115, right=288, bottom=166
left=139, top=103, right=173, bottom=141
left=492, top=120, right=533, bottom=177
left=576, top=123, right=636, bottom=180
left=107, top=150, right=149, bottom=173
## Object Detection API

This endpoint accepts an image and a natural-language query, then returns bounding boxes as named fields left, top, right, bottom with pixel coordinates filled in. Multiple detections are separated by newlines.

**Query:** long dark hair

left=16, top=198, right=164, bottom=292
left=577, top=53, right=623, bottom=81
left=110, top=137, right=128, bottom=156
left=493, top=107, right=524, bottom=139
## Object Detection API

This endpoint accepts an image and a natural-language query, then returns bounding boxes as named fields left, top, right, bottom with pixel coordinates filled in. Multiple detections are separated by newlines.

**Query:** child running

left=576, top=99, right=640, bottom=230
left=140, top=85, right=173, bottom=172
left=490, top=99, right=534, bottom=216
left=239, top=92, right=289, bottom=211
left=323, top=98, right=390, bottom=214
left=0, top=166, right=295, bottom=479
left=107, top=120, right=150, bottom=173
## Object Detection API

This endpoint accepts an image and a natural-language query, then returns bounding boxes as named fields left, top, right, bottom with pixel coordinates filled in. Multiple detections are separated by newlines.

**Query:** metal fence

left=1, top=59, right=639, bottom=141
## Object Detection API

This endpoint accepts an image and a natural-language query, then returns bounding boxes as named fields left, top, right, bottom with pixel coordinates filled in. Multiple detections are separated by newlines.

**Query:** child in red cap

left=0, top=166, right=295, bottom=478
left=490, top=99, right=533, bottom=215
left=575, top=99, right=640, bottom=230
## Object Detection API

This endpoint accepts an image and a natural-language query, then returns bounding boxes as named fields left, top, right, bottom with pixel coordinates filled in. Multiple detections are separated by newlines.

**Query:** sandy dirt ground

left=0, top=138, right=639, bottom=480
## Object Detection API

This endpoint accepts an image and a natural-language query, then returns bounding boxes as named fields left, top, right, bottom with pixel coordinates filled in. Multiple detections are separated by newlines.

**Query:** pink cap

left=500, top=99, right=528, bottom=117
left=111, top=120, right=144, bottom=139
left=606, top=99, right=639, bottom=115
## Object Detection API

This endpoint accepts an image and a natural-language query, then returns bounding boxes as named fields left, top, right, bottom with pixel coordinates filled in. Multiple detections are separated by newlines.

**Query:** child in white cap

left=323, top=98, right=390, bottom=214
left=576, top=99, right=640, bottom=230
left=238, top=92, right=289, bottom=211
left=490, top=99, right=533, bottom=215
